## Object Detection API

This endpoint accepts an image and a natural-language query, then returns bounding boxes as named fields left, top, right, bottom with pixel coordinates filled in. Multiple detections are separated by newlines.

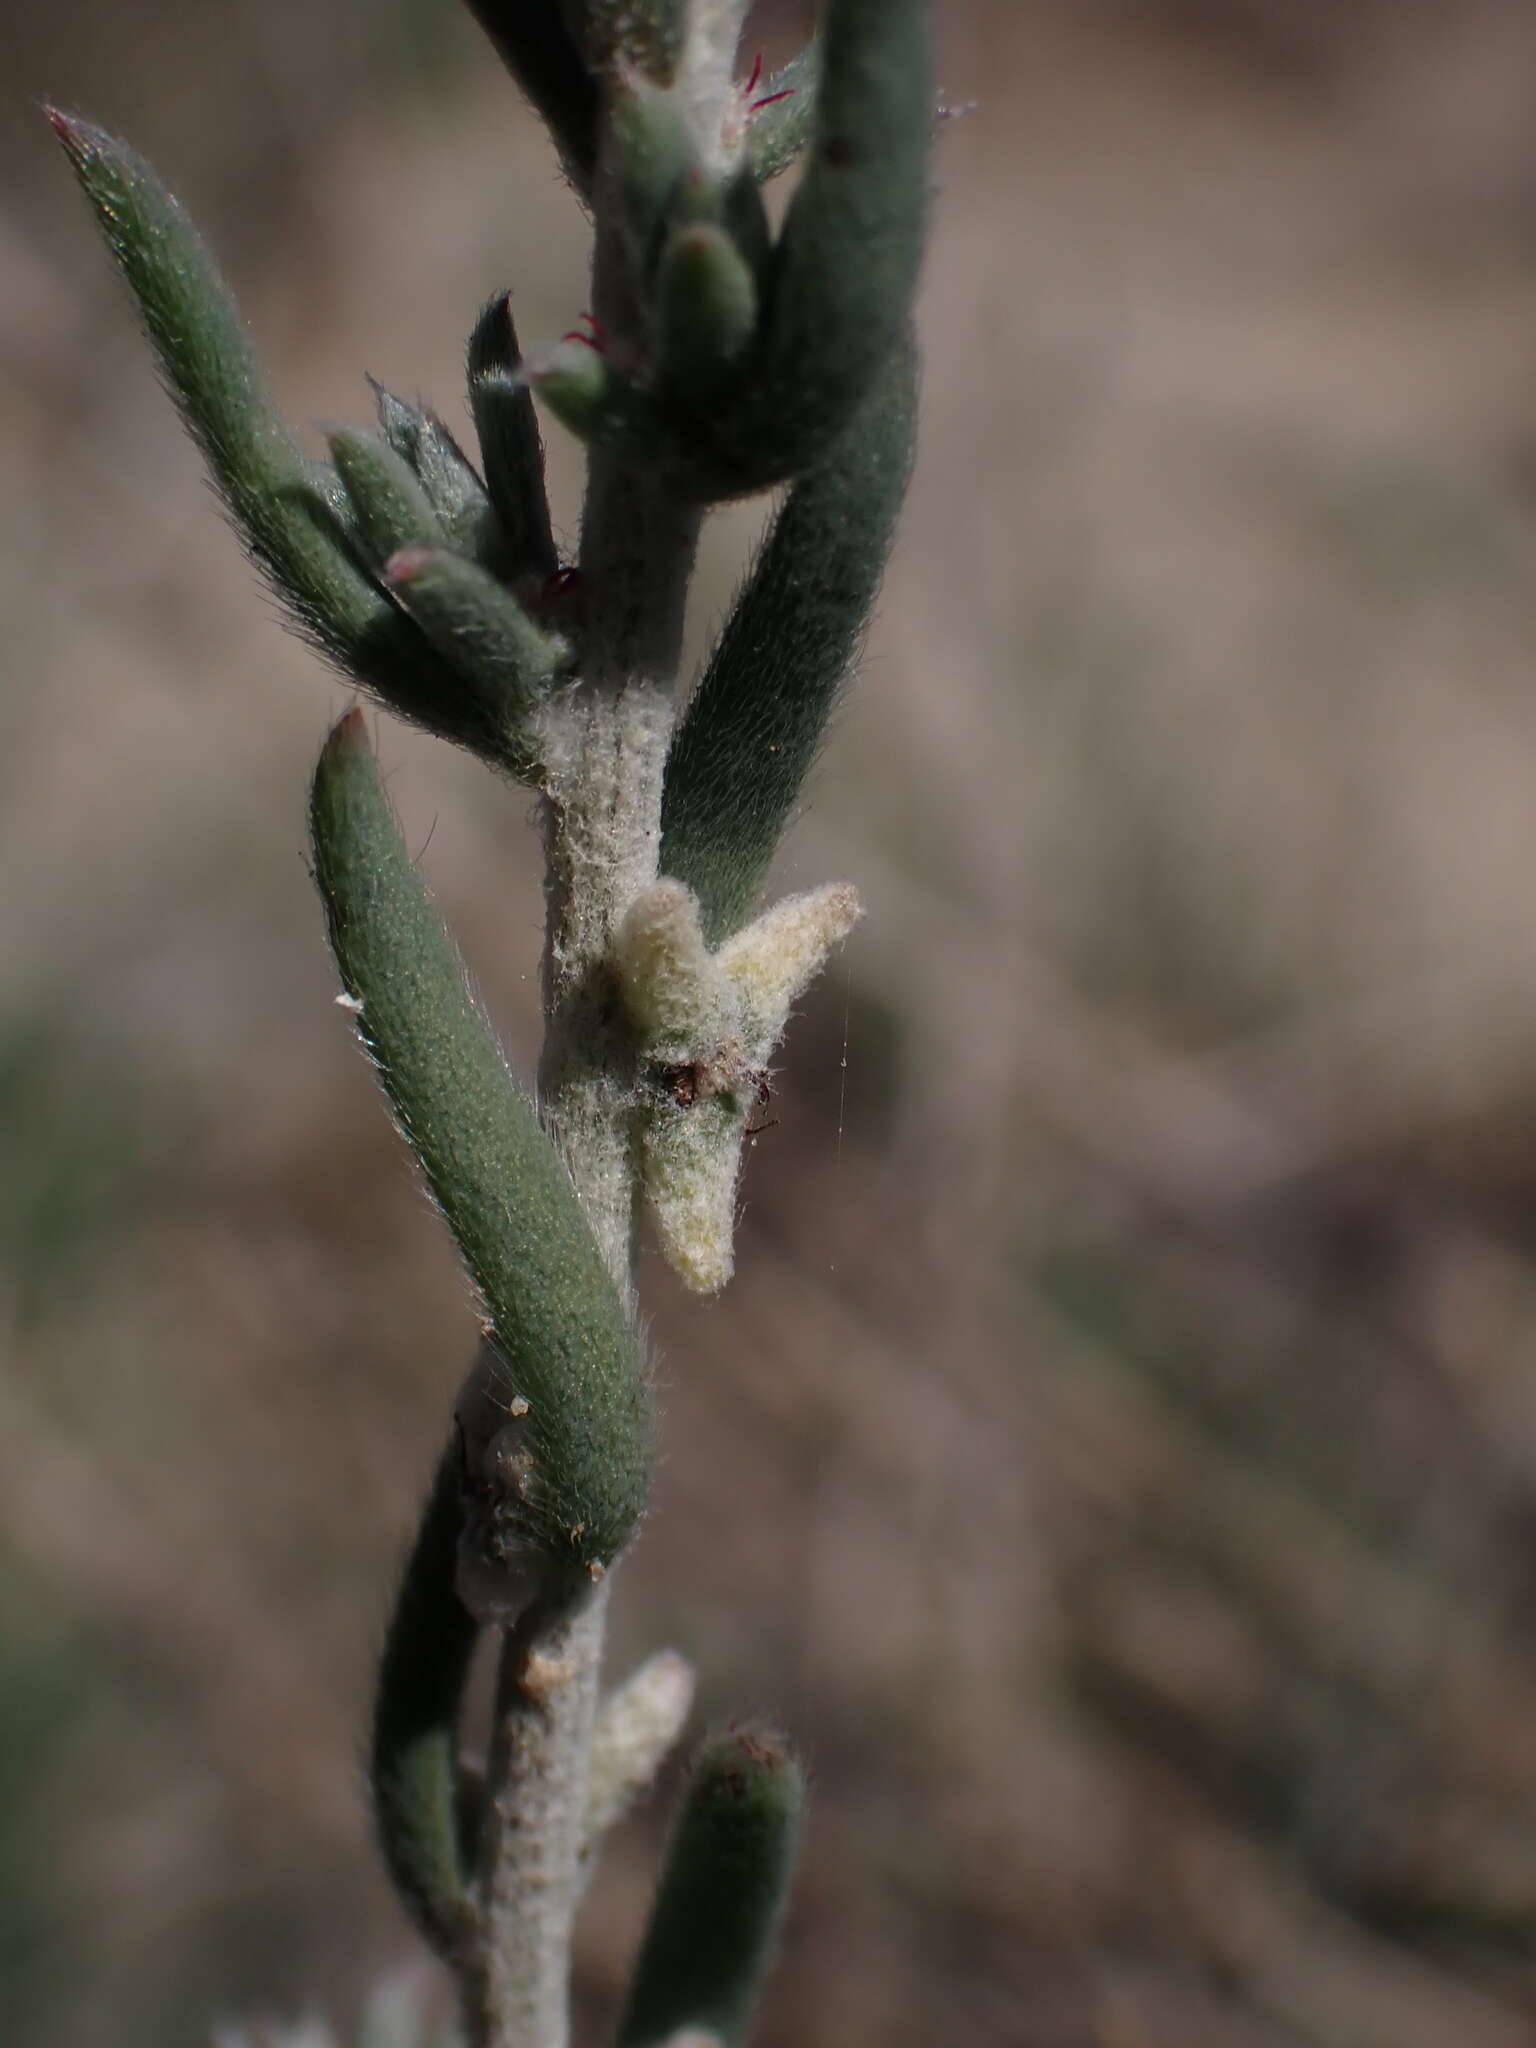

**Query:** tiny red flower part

left=560, top=310, right=607, bottom=352
left=741, top=49, right=797, bottom=114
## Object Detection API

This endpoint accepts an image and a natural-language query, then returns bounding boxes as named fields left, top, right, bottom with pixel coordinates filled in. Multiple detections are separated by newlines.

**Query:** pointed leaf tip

left=333, top=705, right=369, bottom=741
left=469, top=290, right=517, bottom=373
left=44, top=105, right=105, bottom=165
left=322, top=705, right=370, bottom=766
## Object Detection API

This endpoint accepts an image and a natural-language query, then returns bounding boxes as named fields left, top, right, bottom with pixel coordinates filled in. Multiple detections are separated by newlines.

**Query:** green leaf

left=329, top=428, right=448, bottom=564
left=370, top=1442, right=479, bottom=1956
left=467, top=293, right=559, bottom=582
left=368, top=375, right=426, bottom=466
left=411, top=409, right=497, bottom=562
left=364, top=380, right=503, bottom=569
left=50, top=113, right=369, bottom=645
left=660, top=333, right=917, bottom=942
left=310, top=714, right=651, bottom=1591
left=51, top=111, right=528, bottom=767
left=615, top=1726, right=805, bottom=2048
left=383, top=545, right=568, bottom=777
left=671, top=0, right=931, bottom=496
left=759, top=0, right=929, bottom=428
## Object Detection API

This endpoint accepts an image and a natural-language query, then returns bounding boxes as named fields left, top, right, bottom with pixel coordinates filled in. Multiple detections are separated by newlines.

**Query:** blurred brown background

left=8, top=0, right=1536, bottom=2041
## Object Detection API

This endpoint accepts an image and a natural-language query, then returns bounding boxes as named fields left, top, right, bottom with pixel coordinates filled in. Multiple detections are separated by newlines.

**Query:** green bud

left=354, top=390, right=500, bottom=570
left=526, top=336, right=655, bottom=449
left=382, top=546, right=569, bottom=776
left=328, top=428, right=447, bottom=565
left=612, top=76, right=704, bottom=277
left=655, top=224, right=758, bottom=399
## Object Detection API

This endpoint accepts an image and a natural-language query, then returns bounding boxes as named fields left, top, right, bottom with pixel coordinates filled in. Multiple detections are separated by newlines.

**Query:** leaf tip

left=44, top=105, right=97, bottom=170
left=324, top=704, right=371, bottom=761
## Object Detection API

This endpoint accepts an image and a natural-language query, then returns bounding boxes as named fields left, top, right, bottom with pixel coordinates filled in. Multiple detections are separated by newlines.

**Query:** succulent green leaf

left=362, top=379, right=502, bottom=570
left=615, top=1726, right=805, bottom=2048
left=371, top=1441, right=480, bottom=1956
left=654, top=224, right=757, bottom=398
left=660, top=333, right=916, bottom=942
left=383, top=546, right=568, bottom=777
left=310, top=714, right=651, bottom=1587
left=49, top=115, right=374, bottom=646
left=50, top=111, right=531, bottom=765
left=760, top=0, right=928, bottom=424
left=467, top=294, right=559, bottom=582
left=747, top=40, right=822, bottom=183
left=460, top=0, right=600, bottom=191
left=329, top=429, right=448, bottom=565
left=368, top=376, right=425, bottom=466
left=675, top=0, right=930, bottom=495
left=411, top=410, right=497, bottom=561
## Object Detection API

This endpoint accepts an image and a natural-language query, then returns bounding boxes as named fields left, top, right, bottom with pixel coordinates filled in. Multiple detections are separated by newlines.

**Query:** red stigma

left=560, top=310, right=607, bottom=352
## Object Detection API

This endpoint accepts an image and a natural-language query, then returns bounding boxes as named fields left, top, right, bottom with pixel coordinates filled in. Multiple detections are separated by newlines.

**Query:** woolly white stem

left=468, top=41, right=711, bottom=2029
left=467, top=1588, right=610, bottom=2048
left=677, top=0, right=753, bottom=174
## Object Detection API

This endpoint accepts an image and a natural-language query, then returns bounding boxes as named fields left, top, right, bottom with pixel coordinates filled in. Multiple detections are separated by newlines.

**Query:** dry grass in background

left=8, top=0, right=1536, bottom=2041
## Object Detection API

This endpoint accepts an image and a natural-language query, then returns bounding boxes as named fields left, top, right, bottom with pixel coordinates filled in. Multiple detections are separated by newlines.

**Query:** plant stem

left=467, top=1584, right=611, bottom=2048
left=537, top=679, right=678, bottom=1285
left=469, top=164, right=702, bottom=2044
left=537, top=135, right=703, bottom=1279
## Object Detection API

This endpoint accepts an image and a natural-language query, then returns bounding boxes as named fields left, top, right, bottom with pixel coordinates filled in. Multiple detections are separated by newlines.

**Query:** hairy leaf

left=660, top=335, right=916, bottom=940
left=310, top=714, right=650, bottom=1590
left=371, top=1443, right=479, bottom=1955
left=615, top=1726, right=805, bottom=2048
left=467, top=293, right=559, bottom=582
